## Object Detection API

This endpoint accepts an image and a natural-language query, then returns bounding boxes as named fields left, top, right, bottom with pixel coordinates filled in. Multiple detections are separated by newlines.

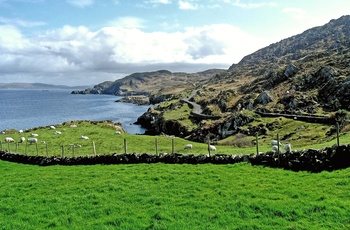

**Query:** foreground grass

left=0, top=161, right=349, bottom=229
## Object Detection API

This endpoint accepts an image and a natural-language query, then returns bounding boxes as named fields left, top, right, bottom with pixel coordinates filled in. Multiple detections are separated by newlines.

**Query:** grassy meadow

left=0, top=161, right=350, bottom=229
left=1, top=120, right=350, bottom=229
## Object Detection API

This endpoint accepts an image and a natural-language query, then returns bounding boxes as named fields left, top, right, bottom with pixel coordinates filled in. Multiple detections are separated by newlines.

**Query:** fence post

left=155, top=138, right=158, bottom=156
left=277, top=133, right=280, bottom=165
left=256, top=132, right=259, bottom=155
left=171, top=138, right=175, bottom=154
left=207, top=136, right=211, bottom=156
left=36, top=142, right=39, bottom=156
left=61, top=145, right=64, bottom=158
left=336, top=122, right=340, bottom=147
left=123, top=139, right=127, bottom=154
left=93, top=141, right=96, bottom=156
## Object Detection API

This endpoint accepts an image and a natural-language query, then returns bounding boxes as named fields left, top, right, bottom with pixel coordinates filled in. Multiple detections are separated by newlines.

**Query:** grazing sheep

left=70, top=124, right=77, bottom=128
left=5, top=137, right=15, bottom=143
left=209, top=145, right=216, bottom=151
left=284, top=143, right=292, bottom=152
left=28, top=138, right=38, bottom=144
left=184, top=144, right=193, bottom=150
left=54, top=131, right=62, bottom=135
left=115, top=131, right=121, bottom=135
left=50, top=125, right=56, bottom=129
left=18, top=130, right=23, bottom=133
left=80, top=136, right=89, bottom=140
left=271, top=145, right=279, bottom=152
left=271, top=140, right=282, bottom=146
left=76, top=144, right=82, bottom=148
left=19, top=137, right=26, bottom=143
left=31, top=133, right=39, bottom=137
left=41, top=141, right=46, bottom=144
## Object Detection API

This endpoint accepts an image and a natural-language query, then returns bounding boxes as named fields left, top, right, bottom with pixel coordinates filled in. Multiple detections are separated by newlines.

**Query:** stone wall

left=1, top=145, right=350, bottom=172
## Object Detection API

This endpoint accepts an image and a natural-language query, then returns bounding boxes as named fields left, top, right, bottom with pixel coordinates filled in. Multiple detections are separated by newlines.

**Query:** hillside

left=136, top=15, right=350, bottom=143
left=72, top=69, right=226, bottom=98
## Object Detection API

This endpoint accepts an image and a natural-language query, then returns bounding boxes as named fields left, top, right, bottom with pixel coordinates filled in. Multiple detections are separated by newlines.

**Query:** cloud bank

left=0, top=22, right=268, bottom=85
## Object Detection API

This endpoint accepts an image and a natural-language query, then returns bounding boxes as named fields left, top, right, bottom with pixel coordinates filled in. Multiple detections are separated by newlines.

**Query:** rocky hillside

left=136, top=15, right=350, bottom=143
left=72, top=69, right=226, bottom=98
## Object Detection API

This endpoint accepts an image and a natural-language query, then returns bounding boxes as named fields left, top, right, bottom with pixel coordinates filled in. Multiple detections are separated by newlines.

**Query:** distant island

left=0, top=82, right=91, bottom=89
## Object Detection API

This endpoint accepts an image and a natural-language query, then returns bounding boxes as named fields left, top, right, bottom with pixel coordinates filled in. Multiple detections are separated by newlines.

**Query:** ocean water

left=0, top=89, right=149, bottom=134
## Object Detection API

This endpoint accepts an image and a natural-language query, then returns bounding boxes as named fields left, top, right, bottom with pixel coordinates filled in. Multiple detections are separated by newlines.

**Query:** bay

left=0, top=89, right=149, bottom=134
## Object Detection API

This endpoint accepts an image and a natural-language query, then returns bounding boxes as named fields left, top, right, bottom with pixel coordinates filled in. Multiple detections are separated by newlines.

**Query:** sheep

left=284, top=143, right=292, bottom=152
left=76, top=144, right=82, bottom=148
left=271, top=140, right=282, bottom=146
left=50, top=125, right=56, bottom=129
left=28, top=138, right=38, bottom=144
left=209, top=145, right=216, bottom=151
left=41, top=141, right=46, bottom=144
left=54, top=131, right=61, bottom=135
left=18, top=129, right=23, bottom=133
left=80, top=136, right=89, bottom=140
left=271, top=145, right=279, bottom=152
left=70, top=124, right=77, bottom=128
left=5, top=137, right=15, bottom=143
left=115, top=131, right=121, bottom=135
left=31, top=133, right=39, bottom=137
left=184, top=144, right=193, bottom=150
left=19, top=137, right=26, bottom=143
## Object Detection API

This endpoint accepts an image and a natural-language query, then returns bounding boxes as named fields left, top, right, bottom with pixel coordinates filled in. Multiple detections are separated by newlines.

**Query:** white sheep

left=284, top=143, right=292, bottom=152
left=115, top=131, right=121, bottom=135
left=18, top=129, right=23, bottom=133
left=271, top=140, right=282, bottom=146
left=31, top=133, right=39, bottom=137
left=184, top=144, right=193, bottom=150
left=28, top=138, right=38, bottom=144
left=19, top=137, right=26, bottom=143
left=54, top=131, right=62, bottom=135
left=80, top=136, right=89, bottom=140
left=5, top=137, right=15, bottom=143
left=271, top=145, right=279, bottom=152
left=50, top=125, right=56, bottom=129
left=41, top=141, right=46, bottom=144
left=209, top=145, right=216, bottom=151
left=70, top=124, right=77, bottom=128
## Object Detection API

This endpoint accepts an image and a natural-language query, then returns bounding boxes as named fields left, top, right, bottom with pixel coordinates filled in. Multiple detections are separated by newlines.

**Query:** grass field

left=0, top=161, right=349, bottom=229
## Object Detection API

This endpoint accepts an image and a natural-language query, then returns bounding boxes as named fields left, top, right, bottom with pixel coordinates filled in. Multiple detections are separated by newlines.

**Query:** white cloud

left=178, top=0, right=198, bottom=10
left=0, top=17, right=46, bottom=27
left=0, top=23, right=269, bottom=85
left=282, top=7, right=308, bottom=19
left=67, top=0, right=94, bottom=8
left=229, top=0, right=276, bottom=9
left=108, top=17, right=146, bottom=29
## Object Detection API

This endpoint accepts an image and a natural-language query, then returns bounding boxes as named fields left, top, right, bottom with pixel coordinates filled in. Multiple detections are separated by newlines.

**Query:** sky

left=0, top=0, right=349, bottom=86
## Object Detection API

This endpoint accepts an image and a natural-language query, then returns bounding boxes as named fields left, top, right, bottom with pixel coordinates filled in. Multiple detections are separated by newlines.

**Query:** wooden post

left=61, top=145, right=64, bottom=158
left=277, top=133, right=280, bottom=165
left=171, top=138, right=175, bottom=154
left=123, top=139, right=127, bottom=154
left=155, top=138, right=158, bottom=156
left=207, top=136, right=211, bottom=156
left=46, top=144, right=48, bottom=156
left=256, top=132, right=259, bottom=155
left=93, top=141, right=96, bottom=156
left=36, top=142, right=39, bottom=156
left=336, top=122, right=340, bottom=147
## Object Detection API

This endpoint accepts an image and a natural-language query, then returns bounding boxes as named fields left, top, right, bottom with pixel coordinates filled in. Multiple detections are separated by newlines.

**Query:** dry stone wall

left=1, top=144, right=350, bottom=172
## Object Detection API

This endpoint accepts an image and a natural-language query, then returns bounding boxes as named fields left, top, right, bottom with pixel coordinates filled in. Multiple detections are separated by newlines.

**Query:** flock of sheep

left=3, top=124, right=292, bottom=154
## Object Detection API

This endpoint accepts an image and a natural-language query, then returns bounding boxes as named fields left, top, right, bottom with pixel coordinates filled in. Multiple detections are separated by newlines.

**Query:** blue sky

left=0, top=0, right=349, bottom=86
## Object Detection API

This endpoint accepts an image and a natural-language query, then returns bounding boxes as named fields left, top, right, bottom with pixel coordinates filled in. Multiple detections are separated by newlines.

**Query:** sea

left=0, top=89, right=150, bottom=134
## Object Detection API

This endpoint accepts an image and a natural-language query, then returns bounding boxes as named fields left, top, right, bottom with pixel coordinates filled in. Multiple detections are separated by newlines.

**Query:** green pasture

left=0, top=161, right=349, bottom=229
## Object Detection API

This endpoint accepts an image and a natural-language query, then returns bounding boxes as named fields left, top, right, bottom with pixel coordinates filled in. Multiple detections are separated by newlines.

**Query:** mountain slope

left=137, top=15, right=350, bottom=143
